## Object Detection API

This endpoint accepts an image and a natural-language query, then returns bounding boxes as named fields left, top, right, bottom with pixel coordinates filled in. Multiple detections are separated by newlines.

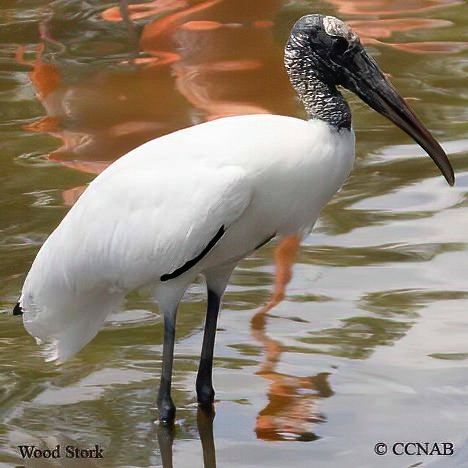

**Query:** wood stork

left=14, top=14, right=454, bottom=424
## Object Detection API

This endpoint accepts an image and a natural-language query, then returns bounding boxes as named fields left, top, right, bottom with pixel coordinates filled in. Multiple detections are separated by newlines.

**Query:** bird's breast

left=251, top=122, right=355, bottom=234
left=204, top=122, right=355, bottom=269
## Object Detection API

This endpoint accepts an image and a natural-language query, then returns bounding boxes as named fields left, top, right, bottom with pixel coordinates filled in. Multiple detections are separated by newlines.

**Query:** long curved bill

left=343, top=50, right=455, bottom=186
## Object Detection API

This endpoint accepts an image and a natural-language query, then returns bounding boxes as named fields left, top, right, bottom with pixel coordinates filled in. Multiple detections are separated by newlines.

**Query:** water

left=1, top=1, right=468, bottom=467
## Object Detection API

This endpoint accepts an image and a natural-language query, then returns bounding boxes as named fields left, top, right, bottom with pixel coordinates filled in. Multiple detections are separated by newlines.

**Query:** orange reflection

left=252, top=310, right=333, bottom=441
left=102, top=0, right=295, bottom=120
left=20, top=1, right=297, bottom=166
left=17, top=16, right=191, bottom=170
left=328, top=0, right=462, bottom=15
left=390, top=41, right=468, bottom=53
left=102, top=0, right=189, bottom=23
left=348, top=18, right=451, bottom=45
left=327, top=0, right=463, bottom=52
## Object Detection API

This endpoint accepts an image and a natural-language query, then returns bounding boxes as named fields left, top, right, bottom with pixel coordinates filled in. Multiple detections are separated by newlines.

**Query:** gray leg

left=196, top=289, right=221, bottom=406
left=157, top=307, right=178, bottom=424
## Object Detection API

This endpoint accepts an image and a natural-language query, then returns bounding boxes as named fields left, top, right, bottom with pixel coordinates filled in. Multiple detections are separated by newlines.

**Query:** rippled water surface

left=1, top=1, right=468, bottom=467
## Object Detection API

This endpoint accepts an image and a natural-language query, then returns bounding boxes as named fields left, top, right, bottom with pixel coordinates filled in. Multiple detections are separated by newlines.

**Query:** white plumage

left=20, top=115, right=354, bottom=361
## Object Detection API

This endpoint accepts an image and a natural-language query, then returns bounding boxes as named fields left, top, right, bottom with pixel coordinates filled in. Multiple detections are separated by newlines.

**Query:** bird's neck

left=285, top=48, right=351, bottom=130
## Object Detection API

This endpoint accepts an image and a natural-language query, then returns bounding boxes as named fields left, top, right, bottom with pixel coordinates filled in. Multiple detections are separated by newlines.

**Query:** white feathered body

left=20, top=115, right=355, bottom=361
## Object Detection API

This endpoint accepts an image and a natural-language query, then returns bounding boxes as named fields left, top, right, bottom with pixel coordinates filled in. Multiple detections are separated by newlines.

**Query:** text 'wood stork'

left=14, top=14, right=454, bottom=424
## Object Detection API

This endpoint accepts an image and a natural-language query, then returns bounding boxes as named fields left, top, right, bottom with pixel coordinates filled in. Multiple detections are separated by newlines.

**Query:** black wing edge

left=254, top=233, right=276, bottom=250
left=160, top=225, right=225, bottom=282
left=13, top=302, right=23, bottom=316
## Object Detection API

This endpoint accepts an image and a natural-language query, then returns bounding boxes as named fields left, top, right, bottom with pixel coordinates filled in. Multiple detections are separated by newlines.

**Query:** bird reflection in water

left=251, top=309, right=333, bottom=442
left=157, top=407, right=216, bottom=468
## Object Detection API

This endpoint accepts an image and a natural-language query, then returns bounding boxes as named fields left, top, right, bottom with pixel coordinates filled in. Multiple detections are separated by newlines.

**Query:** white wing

left=21, top=159, right=252, bottom=361
left=74, top=161, right=252, bottom=287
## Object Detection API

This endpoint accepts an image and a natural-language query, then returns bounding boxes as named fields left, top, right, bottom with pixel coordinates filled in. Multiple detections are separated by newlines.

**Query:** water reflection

left=251, top=310, right=333, bottom=441
left=348, top=18, right=451, bottom=45
left=327, top=0, right=465, bottom=53
left=157, top=407, right=216, bottom=468
left=17, top=19, right=187, bottom=167
left=102, top=0, right=295, bottom=120
left=18, top=0, right=295, bottom=172
left=157, top=423, right=176, bottom=468
left=197, top=408, right=216, bottom=468
left=327, top=0, right=463, bottom=15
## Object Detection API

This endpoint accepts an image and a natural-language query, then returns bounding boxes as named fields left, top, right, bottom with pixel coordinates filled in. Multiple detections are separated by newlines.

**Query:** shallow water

left=1, top=1, right=468, bottom=467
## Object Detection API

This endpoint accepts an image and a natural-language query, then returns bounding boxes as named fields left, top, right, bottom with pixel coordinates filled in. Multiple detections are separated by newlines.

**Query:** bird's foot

left=157, top=397, right=176, bottom=425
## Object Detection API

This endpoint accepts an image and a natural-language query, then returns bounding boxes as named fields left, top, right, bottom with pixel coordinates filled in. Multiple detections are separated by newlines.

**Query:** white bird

left=14, top=14, right=454, bottom=423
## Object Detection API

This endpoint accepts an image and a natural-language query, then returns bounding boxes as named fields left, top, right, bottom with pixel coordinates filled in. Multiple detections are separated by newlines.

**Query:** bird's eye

left=332, top=36, right=349, bottom=55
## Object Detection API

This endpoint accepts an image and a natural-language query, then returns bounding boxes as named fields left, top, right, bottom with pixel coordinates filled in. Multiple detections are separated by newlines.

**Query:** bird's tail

left=13, top=302, right=23, bottom=315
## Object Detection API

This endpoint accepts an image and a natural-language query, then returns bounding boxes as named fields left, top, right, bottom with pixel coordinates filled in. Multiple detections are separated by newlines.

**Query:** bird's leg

left=157, top=306, right=178, bottom=424
left=196, top=289, right=221, bottom=407
left=196, top=265, right=234, bottom=408
left=256, top=234, right=301, bottom=318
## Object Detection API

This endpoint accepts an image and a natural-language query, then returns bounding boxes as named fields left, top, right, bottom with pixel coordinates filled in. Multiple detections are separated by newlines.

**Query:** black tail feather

left=13, top=302, right=23, bottom=316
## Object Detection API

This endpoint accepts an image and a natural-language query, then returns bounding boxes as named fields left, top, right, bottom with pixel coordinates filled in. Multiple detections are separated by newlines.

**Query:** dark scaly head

left=285, top=14, right=454, bottom=186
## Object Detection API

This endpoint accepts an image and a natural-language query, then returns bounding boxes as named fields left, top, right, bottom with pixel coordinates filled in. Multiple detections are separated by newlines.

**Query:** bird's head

left=286, top=14, right=455, bottom=186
